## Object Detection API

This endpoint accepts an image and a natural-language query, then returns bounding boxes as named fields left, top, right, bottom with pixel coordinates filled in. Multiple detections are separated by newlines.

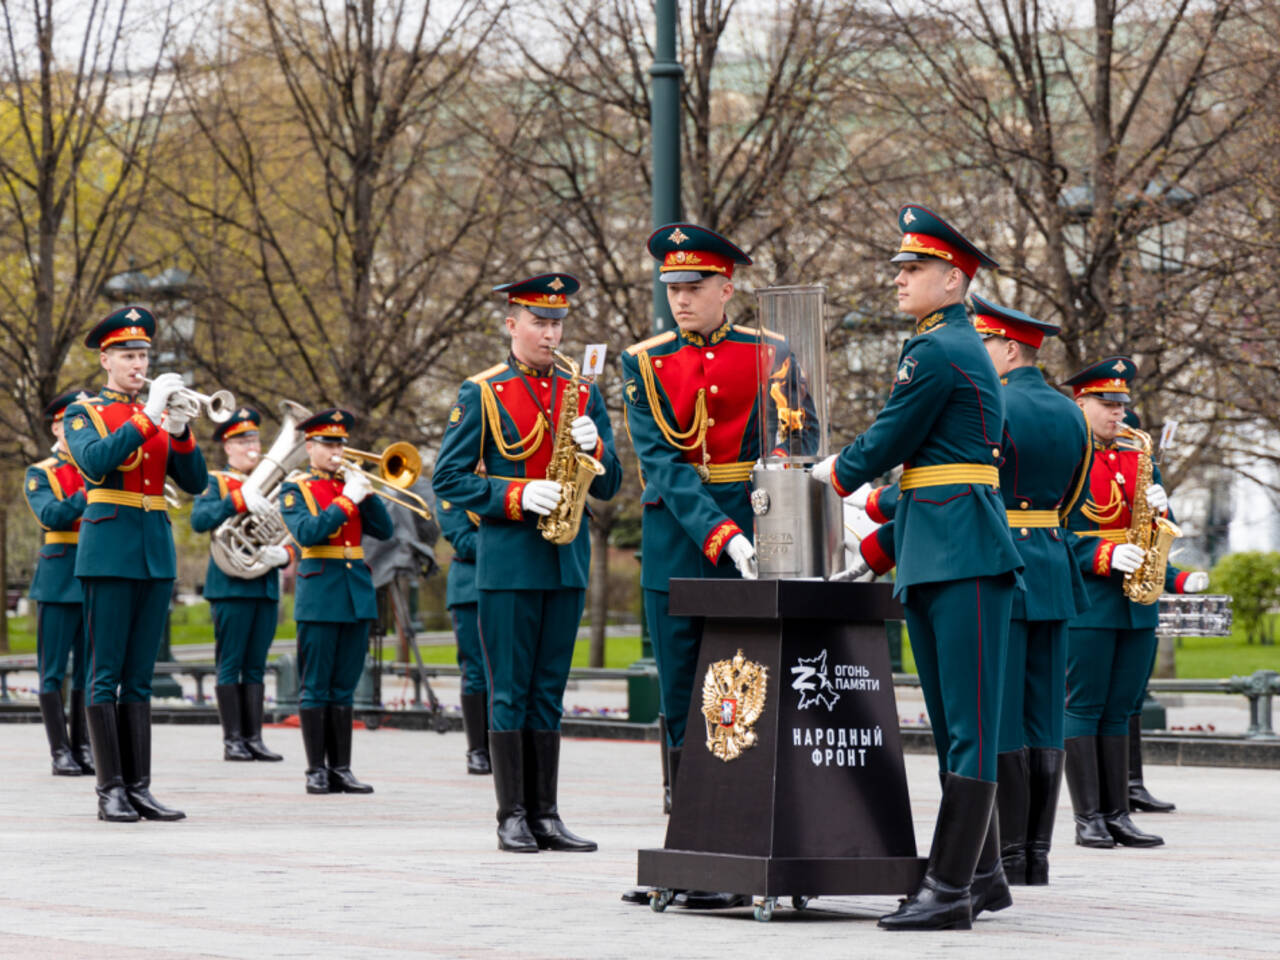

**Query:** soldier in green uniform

left=620, top=223, right=815, bottom=909
left=972, top=297, right=1092, bottom=886
left=190, top=407, right=292, bottom=762
left=63, top=306, right=209, bottom=822
left=438, top=497, right=489, bottom=774
left=432, top=274, right=622, bottom=853
left=278, top=409, right=393, bottom=795
left=1061, top=359, right=1208, bottom=849
left=23, top=390, right=93, bottom=776
left=813, top=204, right=1023, bottom=931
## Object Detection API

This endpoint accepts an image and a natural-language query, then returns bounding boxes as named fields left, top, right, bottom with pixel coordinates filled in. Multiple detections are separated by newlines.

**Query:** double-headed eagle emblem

left=702, top=649, right=768, bottom=762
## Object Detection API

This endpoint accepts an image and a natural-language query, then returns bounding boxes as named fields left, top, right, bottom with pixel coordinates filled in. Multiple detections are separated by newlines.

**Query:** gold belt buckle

left=342, top=545, right=354, bottom=559
left=141, top=494, right=156, bottom=510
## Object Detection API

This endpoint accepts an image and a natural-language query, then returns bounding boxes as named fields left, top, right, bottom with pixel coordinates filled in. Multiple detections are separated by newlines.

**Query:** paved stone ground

left=1, top=721, right=1276, bottom=960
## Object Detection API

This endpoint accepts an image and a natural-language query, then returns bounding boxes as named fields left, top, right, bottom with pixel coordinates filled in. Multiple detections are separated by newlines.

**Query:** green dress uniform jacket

left=63, top=388, right=209, bottom=579
left=278, top=469, right=394, bottom=622
left=23, top=452, right=86, bottom=604
left=829, top=304, right=1023, bottom=595
left=190, top=470, right=283, bottom=601
left=430, top=358, right=622, bottom=590
left=439, top=499, right=478, bottom=609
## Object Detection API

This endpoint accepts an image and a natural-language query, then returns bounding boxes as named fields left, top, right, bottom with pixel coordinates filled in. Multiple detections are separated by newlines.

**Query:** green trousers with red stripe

left=37, top=601, right=88, bottom=694
left=903, top=575, right=1015, bottom=783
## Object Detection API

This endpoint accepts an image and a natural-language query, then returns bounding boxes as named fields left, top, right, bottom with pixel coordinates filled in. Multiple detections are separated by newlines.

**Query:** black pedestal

left=637, top=579, right=926, bottom=907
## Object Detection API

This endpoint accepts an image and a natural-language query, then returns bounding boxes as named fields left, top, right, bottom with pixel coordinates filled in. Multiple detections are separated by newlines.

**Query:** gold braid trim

left=636, top=351, right=707, bottom=453
left=1081, top=476, right=1125, bottom=525
left=1059, top=420, right=1093, bottom=524
left=478, top=379, right=547, bottom=462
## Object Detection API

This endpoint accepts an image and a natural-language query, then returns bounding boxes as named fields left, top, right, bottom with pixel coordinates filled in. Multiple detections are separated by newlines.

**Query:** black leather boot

left=69, top=689, right=94, bottom=774
left=995, top=749, right=1029, bottom=885
left=117, top=701, right=185, bottom=821
left=325, top=705, right=373, bottom=793
left=490, top=730, right=537, bottom=852
left=86, top=703, right=139, bottom=822
left=1099, top=734, right=1163, bottom=847
left=970, top=797, right=1013, bottom=917
left=215, top=684, right=254, bottom=761
left=299, top=707, right=329, bottom=794
left=1128, top=714, right=1175, bottom=812
left=38, top=691, right=82, bottom=776
left=1064, top=736, right=1114, bottom=848
left=460, top=692, right=491, bottom=775
left=524, top=730, right=597, bottom=852
left=1026, top=747, right=1065, bottom=884
left=241, top=683, right=283, bottom=761
left=879, top=774, right=996, bottom=931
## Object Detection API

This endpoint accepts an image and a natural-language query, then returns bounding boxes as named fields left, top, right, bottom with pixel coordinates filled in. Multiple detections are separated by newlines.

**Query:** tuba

left=210, top=400, right=312, bottom=579
left=1118, top=425, right=1182, bottom=605
left=538, top=350, right=605, bottom=545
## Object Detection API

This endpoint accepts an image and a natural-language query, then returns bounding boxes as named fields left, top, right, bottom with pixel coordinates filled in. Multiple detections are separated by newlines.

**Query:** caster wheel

left=649, top=888, right=674, bottom=913
left=753, top=897, right=776, bottom=922
left=433, top=712, right=450, bottom=734
left=363, top=715, right=380, bottom=731
left=791, top=895, right=811, bottom=911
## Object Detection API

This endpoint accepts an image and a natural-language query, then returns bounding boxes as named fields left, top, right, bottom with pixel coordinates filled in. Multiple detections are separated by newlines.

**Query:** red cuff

left=504, top=481, right=527, bottom=522
left=703, top=520, right=743, bottom=563
left=859, top=530, right=895, bottom=575
left=866, top=485, right=891, bottom=523
left=129, top=412, right=159, bottom=441
left=285, top=543, right=297, bottom=564
left=169, top=427, right=197, bottom=453
left=1174, top=570, right=1190, bottom=593
left=830, top=463, right=852, bottom=499
left=230, top=489, right=247, bottom=513
left=593, top=439, right=605, bottom=460
left=332, top=495, right=358, bottom=519
left=1093, top=541, right=1115, bottom=576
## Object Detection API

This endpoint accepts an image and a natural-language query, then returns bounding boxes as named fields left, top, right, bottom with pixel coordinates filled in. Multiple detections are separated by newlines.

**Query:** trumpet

left=340, top=442, right=433, bottom=521
left=142, top=376, right=236, bottom=424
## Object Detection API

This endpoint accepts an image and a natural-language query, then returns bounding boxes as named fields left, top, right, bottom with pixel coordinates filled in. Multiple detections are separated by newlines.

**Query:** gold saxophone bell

left=341, top=442, right=433, bottom=521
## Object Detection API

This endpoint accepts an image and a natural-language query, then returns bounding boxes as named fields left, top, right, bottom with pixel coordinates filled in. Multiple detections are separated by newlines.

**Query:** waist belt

left=1077, top=529, right=1127, bottom=544
left=301, top=545, right=364, bottom=560
left=86, top=489, right=170, bottom=511
left=899, top=464, right=999, bottom=490
left=701, top=461, right=755, bottom=484
left=1007, top=510, right=1058, bottom=528
left=45, top=531, right=79, bottom=544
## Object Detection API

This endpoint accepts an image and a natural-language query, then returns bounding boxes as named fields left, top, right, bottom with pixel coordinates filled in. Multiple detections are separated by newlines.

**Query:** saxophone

left=1119, top=425, right=1182, bottom=604
left=538, top=350, right=606, bottom=545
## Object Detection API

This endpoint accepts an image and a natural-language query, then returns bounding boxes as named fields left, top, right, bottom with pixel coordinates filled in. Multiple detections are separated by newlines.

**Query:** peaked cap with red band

left=84, top=305, right=156, bottom=350
left=890, top=203, right=999, bottom=279
left=44, top=389, right=90, bottom=423
left=648, top=222, right=752, bottom=284
left=493, top=273, right=579, bottom=320
left=213, top=406, right=263, bottom=442
left=299, top=407, right=356, bottom=441
left=1063, top=356, right=1136, bottom=403
left=970, top=293, right=1059, bottom=350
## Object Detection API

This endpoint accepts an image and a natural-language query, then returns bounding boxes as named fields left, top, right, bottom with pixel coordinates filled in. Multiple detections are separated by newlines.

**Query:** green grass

left=6, top=602, right=1277, bottom=679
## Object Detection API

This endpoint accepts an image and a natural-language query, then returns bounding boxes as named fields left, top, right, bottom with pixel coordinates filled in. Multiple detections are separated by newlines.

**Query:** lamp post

left=100, top=263, right=200, bottom=701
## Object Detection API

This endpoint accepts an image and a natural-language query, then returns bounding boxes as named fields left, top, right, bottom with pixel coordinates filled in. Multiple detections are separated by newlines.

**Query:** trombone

left=142, top=376, right=236, bottom=424
left=340, top=442, right=433, bottom=521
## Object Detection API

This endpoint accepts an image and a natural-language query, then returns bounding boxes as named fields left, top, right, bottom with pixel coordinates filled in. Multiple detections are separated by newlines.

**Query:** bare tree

left=0, top=0, right=177, bottom=648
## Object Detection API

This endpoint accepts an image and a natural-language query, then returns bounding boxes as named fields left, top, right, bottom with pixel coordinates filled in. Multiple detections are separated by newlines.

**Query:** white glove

left=1145, top=483, right=1168, bottom=514
left=848, top=482, right=874, bottom=510
left=1183, top=571, right=1209, bottom=594
left=830, top=556, right=871, bottom=582
left=570, top=415, right=599, bottom=453
left=726, top=534, right=757, bottom=580
left=261, top=544, right=291, bottom=568
left=162, top=409, right=189, bottom=436
left=811, top=453, right=838, bottom=486
left=242, top=486, right=273, bottom=516
left=142, top=373, right=185, bottom=424
left=341, top=469, right=372, bottom=504
left=520, top=479, right=562, bottom=516
left=1112, top=543, right=1146, bottom=575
